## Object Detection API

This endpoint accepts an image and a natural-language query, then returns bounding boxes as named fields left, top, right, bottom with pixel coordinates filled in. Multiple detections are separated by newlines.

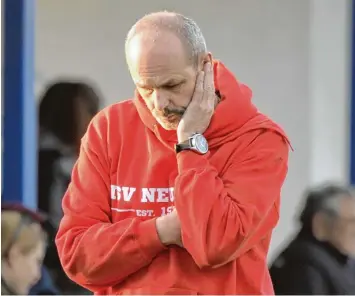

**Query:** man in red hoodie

left=56, top=11, right=290, bottom=295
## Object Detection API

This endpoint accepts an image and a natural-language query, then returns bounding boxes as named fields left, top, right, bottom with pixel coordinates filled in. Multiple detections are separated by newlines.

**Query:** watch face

left=194, top=134, right=209, bottom=154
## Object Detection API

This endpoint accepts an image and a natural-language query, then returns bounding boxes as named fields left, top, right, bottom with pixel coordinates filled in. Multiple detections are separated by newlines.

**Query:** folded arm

left=174, top=130, right=289, bottom=268
left=55, top=114, right=165, bottom=292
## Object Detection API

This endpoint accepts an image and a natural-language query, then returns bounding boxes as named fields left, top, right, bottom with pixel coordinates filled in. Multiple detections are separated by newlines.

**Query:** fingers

left=192, top=70, right=205, bottom=102
left=204, top=62, right=215, bottom=97
left=189, top=62, right=214, bottom=110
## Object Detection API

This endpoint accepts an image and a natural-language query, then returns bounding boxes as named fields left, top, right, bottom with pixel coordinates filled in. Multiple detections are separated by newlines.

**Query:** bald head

left=125, top=12, right=212, bottom=131
left=125, top=11, right=207, bottom=66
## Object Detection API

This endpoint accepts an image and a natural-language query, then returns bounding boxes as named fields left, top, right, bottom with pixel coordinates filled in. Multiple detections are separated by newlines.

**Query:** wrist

left=176, top=133, right=209, bottom=155
left=177, top=133, right=192, bottom=143
left=155, top=216, right=173, bottom=245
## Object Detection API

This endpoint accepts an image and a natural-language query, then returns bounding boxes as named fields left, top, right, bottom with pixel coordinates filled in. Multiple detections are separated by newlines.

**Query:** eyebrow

left=137, top=78, right=186, bottom=88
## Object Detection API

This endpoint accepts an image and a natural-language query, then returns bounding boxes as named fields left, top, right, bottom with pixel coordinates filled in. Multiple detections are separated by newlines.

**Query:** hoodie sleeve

left=55, top=112, right=166, bottom=292
left=174, top=130, right=289, bottom=268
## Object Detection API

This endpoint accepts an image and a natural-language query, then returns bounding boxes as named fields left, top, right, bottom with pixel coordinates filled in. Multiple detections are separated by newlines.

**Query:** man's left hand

left=177, top=62, right=216, bottom=143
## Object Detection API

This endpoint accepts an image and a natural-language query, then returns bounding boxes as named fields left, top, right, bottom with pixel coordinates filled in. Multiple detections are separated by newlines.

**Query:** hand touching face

left=177, top=62, right=216, bottom=142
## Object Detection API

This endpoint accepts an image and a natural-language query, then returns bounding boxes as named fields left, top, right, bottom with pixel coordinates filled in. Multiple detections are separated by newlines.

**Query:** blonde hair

left=1, top=211, right=47, bottom=257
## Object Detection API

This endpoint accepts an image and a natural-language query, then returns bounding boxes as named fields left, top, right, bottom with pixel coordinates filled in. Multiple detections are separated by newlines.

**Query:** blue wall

left=351, top=0, right=355, bottom=185
left=3, top=0, right=37, bottom=209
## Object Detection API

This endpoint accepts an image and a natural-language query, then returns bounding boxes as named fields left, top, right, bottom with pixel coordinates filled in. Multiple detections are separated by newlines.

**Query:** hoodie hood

left=134, top=60, right=289, bottom=148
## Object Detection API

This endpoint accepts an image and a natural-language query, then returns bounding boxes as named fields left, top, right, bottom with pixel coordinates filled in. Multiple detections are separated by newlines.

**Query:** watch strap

left=175, top=140, right=191, bottom=153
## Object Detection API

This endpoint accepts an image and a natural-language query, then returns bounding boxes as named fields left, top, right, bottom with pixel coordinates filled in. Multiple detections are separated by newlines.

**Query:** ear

left=203, top=52, right=213, bottom=64
left=198, top=52, right=213, bottom=71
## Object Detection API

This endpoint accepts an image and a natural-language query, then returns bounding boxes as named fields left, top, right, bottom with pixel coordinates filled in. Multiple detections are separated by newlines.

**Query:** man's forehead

left=127, top=31, right=186, bottom=61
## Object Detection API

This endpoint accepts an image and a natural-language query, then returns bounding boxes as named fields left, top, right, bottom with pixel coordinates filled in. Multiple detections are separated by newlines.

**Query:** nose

left=152, top=89, right=169, bottom=111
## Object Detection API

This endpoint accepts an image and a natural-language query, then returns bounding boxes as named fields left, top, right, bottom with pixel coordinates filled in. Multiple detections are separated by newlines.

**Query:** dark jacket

left=29, top=266, right=60, bottom=295
left=269, top=231, right=355, bottom=295
left=38, top=131, right=90, bottom=294
left=38, top=130, right=76, bottom=226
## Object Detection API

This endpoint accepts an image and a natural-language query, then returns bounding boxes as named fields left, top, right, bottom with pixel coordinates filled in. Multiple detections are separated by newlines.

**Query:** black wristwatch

left=175, top=133, right=209, bottom=155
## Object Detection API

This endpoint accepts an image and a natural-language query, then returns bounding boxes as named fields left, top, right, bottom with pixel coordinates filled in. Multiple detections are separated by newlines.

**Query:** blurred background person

left=37, top=80, right=101, bottom=295
left=37, top=81, right=101, bottom=226
left=1, top=203, right=51, bottom=295
left=269, top=184, right=355, bottom=295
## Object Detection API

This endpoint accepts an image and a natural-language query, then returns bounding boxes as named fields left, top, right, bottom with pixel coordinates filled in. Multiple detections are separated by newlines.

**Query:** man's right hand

left=155, top=209, right=183, bottom=247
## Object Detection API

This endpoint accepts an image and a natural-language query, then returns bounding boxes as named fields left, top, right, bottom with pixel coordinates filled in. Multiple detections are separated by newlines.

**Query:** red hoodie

left=56, top=60, right=290, bottom=295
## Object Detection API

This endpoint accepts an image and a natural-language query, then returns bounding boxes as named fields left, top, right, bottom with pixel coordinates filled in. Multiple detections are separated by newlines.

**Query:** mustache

left=155, top=107, right=186, bottom=117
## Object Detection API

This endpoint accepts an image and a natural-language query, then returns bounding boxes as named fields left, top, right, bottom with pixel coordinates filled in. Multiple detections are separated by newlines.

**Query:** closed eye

left=163, top=83, right=182, bottom=90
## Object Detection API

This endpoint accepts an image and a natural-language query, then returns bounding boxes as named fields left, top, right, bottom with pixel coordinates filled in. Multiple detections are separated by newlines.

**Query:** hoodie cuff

left=137, top=218, right=167, bottom=260
left=176, top=150, right=211, bottom=173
